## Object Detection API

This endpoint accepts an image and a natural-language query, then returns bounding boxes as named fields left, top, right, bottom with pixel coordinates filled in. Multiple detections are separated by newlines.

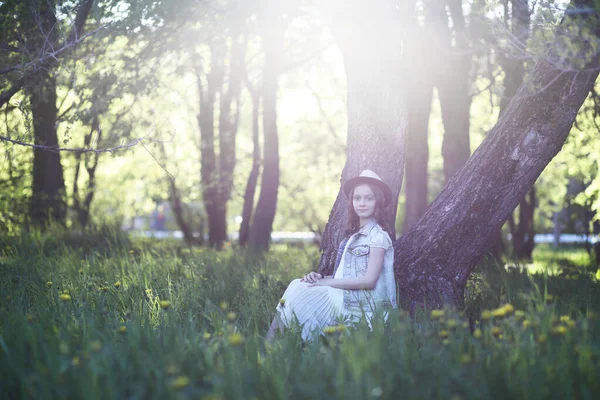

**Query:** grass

left=1, top=228, right=599, bottom=399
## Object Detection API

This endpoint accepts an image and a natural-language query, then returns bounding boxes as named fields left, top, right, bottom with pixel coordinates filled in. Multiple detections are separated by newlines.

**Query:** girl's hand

left=300, top=271, right=323, bottom=283
left=307, top=279, right=329, bottom=287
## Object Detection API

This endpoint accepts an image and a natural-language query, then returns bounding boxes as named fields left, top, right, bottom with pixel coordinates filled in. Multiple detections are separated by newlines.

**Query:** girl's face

left=352, top=184, right=376, bottom=220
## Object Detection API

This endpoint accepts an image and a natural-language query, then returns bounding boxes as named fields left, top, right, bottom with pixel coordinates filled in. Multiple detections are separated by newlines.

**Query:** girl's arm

left=308, top=247, right=385, bottom=290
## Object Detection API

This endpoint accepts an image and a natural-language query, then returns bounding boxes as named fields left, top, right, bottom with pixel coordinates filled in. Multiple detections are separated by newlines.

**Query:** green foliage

left=1, top=233, right=599, bottom=399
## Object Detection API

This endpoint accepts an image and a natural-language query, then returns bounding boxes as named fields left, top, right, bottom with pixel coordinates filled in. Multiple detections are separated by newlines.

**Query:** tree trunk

left=28, top=2, right=65, bottom=226
left=395, top=17, right=600, bottom=311
left=197, top=41, right=226, bottom=249
left=433, top=0, right=472, bottom=182
left=29, top=72, right=66, bottom=226
left=72, top=117, right=100, bottom=229
left=317, top=2, right=407, bottom=275
left=248, top=27, right=283, bottom=253
left=402, top=9, right=434, bottom=233
left=197, top=33, right=244, bottom=249
left=507, top=187, right=536, bottom=260
left=239, top=93, right=261, bottom=247
left=503, top=0, right=535, bottom=260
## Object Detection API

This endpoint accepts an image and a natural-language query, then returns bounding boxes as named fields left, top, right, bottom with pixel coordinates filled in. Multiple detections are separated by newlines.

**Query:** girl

left=266, top=170, right=397, bottom=341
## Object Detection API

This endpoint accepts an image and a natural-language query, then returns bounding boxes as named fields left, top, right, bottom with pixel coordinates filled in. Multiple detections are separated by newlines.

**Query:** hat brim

left=343, top=176, right=393, bottom=206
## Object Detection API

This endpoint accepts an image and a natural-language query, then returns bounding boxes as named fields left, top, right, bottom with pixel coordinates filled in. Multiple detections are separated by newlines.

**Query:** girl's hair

left=345, top=183, right=391, bottom=236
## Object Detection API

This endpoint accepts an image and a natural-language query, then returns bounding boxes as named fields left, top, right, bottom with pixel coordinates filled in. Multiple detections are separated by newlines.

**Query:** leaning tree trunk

left=248, top=24, right=284, bottom=253
left=395, top=4, right=600, bottom=310
left=317, top=2, right=407, bottom=275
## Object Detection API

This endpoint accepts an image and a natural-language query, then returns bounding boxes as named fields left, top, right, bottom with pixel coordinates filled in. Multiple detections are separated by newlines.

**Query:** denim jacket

left=333, top=220, right=397, bottom=313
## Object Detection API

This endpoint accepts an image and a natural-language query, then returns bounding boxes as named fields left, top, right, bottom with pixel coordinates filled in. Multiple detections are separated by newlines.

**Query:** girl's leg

left=266, top=312, right=285, bottom=340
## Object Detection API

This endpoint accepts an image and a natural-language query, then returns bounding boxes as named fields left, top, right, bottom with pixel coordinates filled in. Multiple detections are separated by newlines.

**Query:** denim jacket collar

left=356, top=219, right=377, bottom=237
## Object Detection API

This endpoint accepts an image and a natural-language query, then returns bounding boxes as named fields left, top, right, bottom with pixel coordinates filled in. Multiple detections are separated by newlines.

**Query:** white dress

left=275, top=239, right=352, bottom=341
left=275, top=222, right=396, bottom=341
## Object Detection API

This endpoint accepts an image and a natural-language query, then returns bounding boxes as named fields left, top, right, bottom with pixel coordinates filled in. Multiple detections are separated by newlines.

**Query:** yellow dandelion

left=481, top=310, right=492, bottom=320
left=116, top=326, right=127, bottom=334
left=203, top=332, right=211, bottom=340
left=160, top=301, right=171, bottom=310
left=114, top=281, right=122, bottom=288
left=71, top=356, right=81, bottom=367
left=170, top=376, right=190, bottom=390
left=100, top=286, right=109, bottom=292
left=90, top=341, right=102, bottom=352
left=460, top=354, right=472, bottom=364
left=227, top=332, right=244, bottom=346
left=336, top=324, right=346, bottom=332
left=537, top=334, right=547, bottom=343
left=491, top=327, right=502, bottom=337
left=46, top=281, right=53, bottom=287
left=219, top=301, right=229, bottom=310
left=473, top=328, right=483, bottom=339
left=551, top=325, right=567, bottom=336
left=446, top=319, right=458, bottom=328
left=78, top=268, right=84, bottom=274
left=59, top=294, right=71, bottom=302
left=514, top=310, right=526, bottom=319
left=439, top=330, right=449, bottom=339
left=431, top=309, right=445, bottom=319
left=145, top=288, right=152, bottom=296
left=279, top=298, right=286, bottom=306
left=559, top=315, right=571, bottom=323
left=546, top=294, right=554, bottom=303
left=522, top=319, right=531, bottom=328
left=324, top=326, right=337, bottom=335
left=462, top=321, right=469, bottom=329
left=226, top=311, right=237, bottom=321
left=566, top=319, right=576, bottom=328
left=129, top=250, right=135, bottom=254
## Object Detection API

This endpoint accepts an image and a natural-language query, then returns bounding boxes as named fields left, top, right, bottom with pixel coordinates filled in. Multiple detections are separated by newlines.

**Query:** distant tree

left=239, top=77, right=262, bottom=247
left=195, top=27, right=246, bottom=249
left=248, top=6, right=286, bottom=252
left=0, top=0, right=95, bottom=226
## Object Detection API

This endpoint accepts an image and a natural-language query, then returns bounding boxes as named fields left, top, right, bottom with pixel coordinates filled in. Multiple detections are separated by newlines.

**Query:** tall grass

left=1, top=228, right=599, bottom=399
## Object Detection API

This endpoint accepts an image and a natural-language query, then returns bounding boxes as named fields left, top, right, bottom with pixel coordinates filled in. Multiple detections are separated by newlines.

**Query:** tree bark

left=317, top=2, right=407, bottom=275
left=239, top=92, right=261, bottom=247
left=248, top=26, right=283, bottom=253
left=28, top=2, right=65, bottom=226
left=29, top=71, right=66, bottom=226
left=395, top=18, right=600, bottom=311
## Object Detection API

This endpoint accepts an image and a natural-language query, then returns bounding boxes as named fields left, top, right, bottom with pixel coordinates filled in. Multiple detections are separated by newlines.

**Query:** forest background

left=2, top=0, right=600, bottom=261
